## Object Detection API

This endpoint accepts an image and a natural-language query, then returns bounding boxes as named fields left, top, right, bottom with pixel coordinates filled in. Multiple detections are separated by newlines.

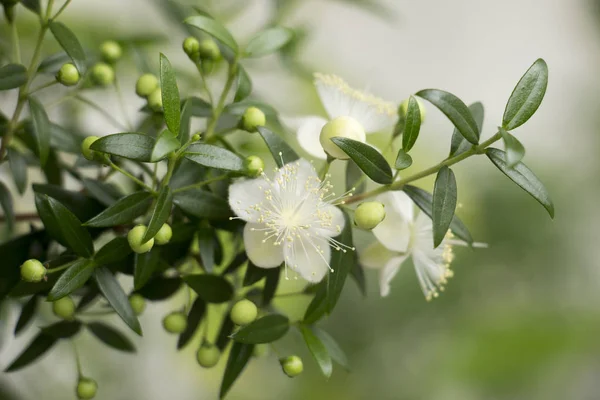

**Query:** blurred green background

left=1, top=0, right=599, bottom=399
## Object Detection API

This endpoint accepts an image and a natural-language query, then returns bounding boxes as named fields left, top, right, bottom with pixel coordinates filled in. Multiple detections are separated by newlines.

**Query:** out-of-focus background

left=1, top=0, right=600, bottom=399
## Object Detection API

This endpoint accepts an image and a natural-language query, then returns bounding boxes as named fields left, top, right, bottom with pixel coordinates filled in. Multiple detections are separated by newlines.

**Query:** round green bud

left=243, top=155, right=264, bottom=178
left=196, top=342, right=220, bottom=368
left=191, top=133, right=202, bottom=142
left=354, top=201, right=386, bottom=230
left=182, top=36, right=200, bottom=60
left=241, top=107, right=266, bottom=133
left=280, top=355, right=303, bottom=377
left=162, top=311, right=187, bottom=334
left=127, top=225, right=154, bottom=254
left=147, top=89, right=163, bottom=112
left=56, top=63, right=80, bottom=86
left=319, top=116, right=366, bottom=159
left=76, top=377, right=97, bottom=399
left=100, top=40, right=123, bottom=64
left=253, top=343, right=270, bottom=358
left=128, top=294, right=146, bottom=315
left=230, top=299, right=258, bottom=326
left=81, top=136, right=100, bottom=161
left=20, top=259, right=46, bottom=282
left=90, top=62, right=115, bottom=86
left=154, top=223, right=172, bottom=245
left=52, top=296, right=76, bottom=320
left=135, top=73, right=159, bottom=98
left=399, top=98, right=426, bottom=122
left=198, top=39, right=221, bottom=61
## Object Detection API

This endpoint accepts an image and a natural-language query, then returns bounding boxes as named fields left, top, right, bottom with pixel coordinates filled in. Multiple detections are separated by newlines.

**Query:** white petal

left=372, top=191, right=414, bottom=252
left=313, top=73, right=396, bottom=133
left=228, top=178, right=268, bottom=223
left=243, top=223, right=284, bottom=268
left=272, top=159, right=319, bottom=199
left=314, top=204, right=345, bottom=238
left=379, top=255, right=408, bottom=297
left=289, top=116, right=328, bottom=159
left=359, top=241, right=396, bottom=269
left=283, top=232, right=331, bottom=283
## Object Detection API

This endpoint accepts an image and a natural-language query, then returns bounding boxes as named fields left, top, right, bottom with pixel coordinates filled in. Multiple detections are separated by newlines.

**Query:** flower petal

left=283, top=232, right=331, bottom=283
left=243, top=223, right=284, bottom=268
left=372, top=191, right=414, bottom=252
left=359, top=241, right=396, bottom=269
left=228, top=178, right=268, bottom=223
left=286, top=116, right=328, bottom=159
left=314, top=204, right=345, bottom=238
left=378, top=255, right=408, bottom=297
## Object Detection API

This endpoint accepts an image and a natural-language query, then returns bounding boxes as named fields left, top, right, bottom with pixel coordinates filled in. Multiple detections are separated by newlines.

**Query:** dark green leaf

left=183, top=274, right=233, bottom=303
left=185, top=143, right=243, bottom=172
left=304, top=283, right=328, bottom=324
left=220, top=342, right=254, bottom=398
left=170, top=158, right=206, bottom=190
left=174, top=189, right=232, bottom=220
left=33, top=184, right=104, bottom=222
left=196, top=227, right=215, bottom=272
left=416, top=89, right=479, bottom=144
left=179, top=98, right=193, bottom=143
left=159, top=54, right=181, bottom=135
left=345, top=160, right=366, bottom=195
left=394, top=149, right=413, bottom=170
left=243, top=262, right=268, bottom=286
left=84, top=191, right=152, bottom=228
left=222, top=252, right=248, bottom=275
left=0, top=181, right=14, bottom=233
left=87, top=322, right=135, bottom=352
left=28, top=97, right=50, bottom=166
left=4, top=333, right=56, bottom=372
left=90, top=133, right=155, bottom=162
left=350, top=254, right=366, bottom=297
left=42, top=150, right=62, bottom=186
left=330, top=138, right=392, bottom=184
left=225, top=101, right=277, bottom=117
left=48, top=21, right=87, bottom=74
left=262, top=267, right=280, bottom=306
left=185, top=15, right=238, bottom=52
left=82, top=178, right=122, bottom=207
left=486, top=148, right=554, bottom=218
left=151, top=129, right=180, bottom=162
left=8, top=148, right=28, bottom=194
left=245, top=27, right=294, bottom=58
left=37, top=52, right=71, bottom=74
left=450, top=102, right=483, bottom=157
left=432, top=166, right=458, bottom=248
left=47, top=259, right=94, bottom=301
left=503, top=59, right=548, bottom=130
left=94, top=237, right=132, bottom=266
left=234, top=66, right=252, bottom=102
left=136, top=277, right=182, bottom=300
left=187, top=96, right=212, bottom=118
left=94, top=267, right=142, bottom=335
left=402, top=95, right=422, bottom=152
left=133, top=249, right=161, bottom=291
left=499, top=127, right=526, bottom=167
left=142, top=186, right=172, bottom=242
left=14, top=296, right=38, bottom=335
left=20, top=0, right=41, bottom=14
left=177, top=297, right=206, bottom=350
left=49, top=123, right=84, bottom=154
left=216, top=311, right=235, bottom=350
left=41, top=320, right=82, bottom=339
left=300, top=325, right=332, bottom=378
left=0, top=64, right=27, bottom=90
left=231, top=314, right=289, bottom=344
left=313, top=327, right=349, bottom=370
left=326, top=213, right=354, bottom=313
left=256, top=126, right=298, bottom=168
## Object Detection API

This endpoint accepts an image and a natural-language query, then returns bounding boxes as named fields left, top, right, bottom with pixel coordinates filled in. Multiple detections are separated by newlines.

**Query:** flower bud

left=127, top=225, right=154, bottom=254
left=162, top=311, right=187, bottom=334
left=192, top=132, right=202, bottom=142
left=398, top=98, right=426, bottom=122
left=154, top=223, right=172, bottom=245
left=147, top=88, right=163, bottom=112
left=52, top=296, right=76, bottom=320
left=128, top=294, right=146, bottom=315
left=280, top=355, right=303, bottom=377
left=230, top=299, right=258, bottom=326
left=241, top=107, right=266, bottom=133
left=196, top=342, right=221, bottom=368
left=135, top=73, right=159, bottom=98
left=20, top=259, right=46, bottom=282
left=182, top=36, right=200, bottom=61
left=56, top=63, right=80, bottom=86
left=198, top=39, right=221, bottom=61
left=76, top=377, right=97, bottom=399
left=319, top=116, right=366, bottom=159
left=81, top=136, right=99, bottom=161
left=354, top=201, right=386, bottom=230
left=100, top=40, right=123, bottom=64
left=243, top=155, right=264, bottom=178
left=90, top=62, right=115, bottom=86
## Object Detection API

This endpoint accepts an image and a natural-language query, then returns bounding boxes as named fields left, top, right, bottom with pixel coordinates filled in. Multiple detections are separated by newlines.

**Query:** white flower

left=228, top=159, right=349, bottom=283
left=285, top=73, right=396, bottom=159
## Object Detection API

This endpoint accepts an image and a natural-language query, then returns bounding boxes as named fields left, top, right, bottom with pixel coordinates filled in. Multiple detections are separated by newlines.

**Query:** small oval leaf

left=231, top=314, right=289, bottom=344
left=244, top=27, right=294, bottom=58
left=234, top=66, right=252, bottom=102
left=394, top=149, right=413, bottom=170
left=402, top=95, right=421, bottom=152
left=449, top=101, right=484, bottom=157
left=159, top=54, right=181, bottom=136
left=173, top=189, right=232, bottom=220
left=48, top=21, right=87, bottom=74
left=220, top=342, right=253, bottom=398
left=87, top=322, right=136, bottom=352
left=499, top=127, right=526, bottom=167
left=183, top=274, right=233, bottom=303
left=14, top=296, right=38, bottom=335
left=94, top=236, right=132, bottom=266
left=184, top=143, right=244, bottom=172
left=90, top=133, right=155, bottom=162
left=330, top=137, right=392, bottom=184
left=28, top=97, right=50, bottom=166
left=0, top=64, right=27, bottom=90
left=432, top=166, right=458, bottom=248
left=94, top=267, right=142, bottom=336
left=47, top=259, right=95, bottom=301
left=184, top=15, right=238, bottom=52
left=256, top=126, right=298, bottom=168
left=84, top=191, right=153, bottom=228
left=142, top=186, right=173, bottom=242
left=151, top=129, right=180, bottom=162
left=4, top=333, right=57, bottom=372
left=300, top=325, right=332, bottom=378
left=177, top=297, right=206, bottom=350
left=503, top=59, right=548, bottom=130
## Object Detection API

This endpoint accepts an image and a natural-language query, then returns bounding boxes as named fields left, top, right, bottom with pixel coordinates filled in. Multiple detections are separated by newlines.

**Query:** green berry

left=319, top=116, right=366, bottom=159
left=154, top=223, right=172, bottom=245
left=127, top=225, right=154, bottom=254
left=280, top=355, right=303, bottom=377
left=196, top=343, right=220, bottom=368
left=191, top=133, right=202, bottom=142
left=241, top=107, right=266, bottom=133
left=128, top=294, right=146, bottom=315
left=243, top=155, right=264, bottom=178
left=399, top=98, right=426, bottom=122
left=147, top=89, right=163, bottom=112
left=230, top=299, right=258, bottom=326
left=56, top=63, right=80, bottom=86
left=81, top=136, right=99, bottom=161
left=100, top=40, right=123, bottom=64
left=90, top=62, right=115, bottom=86
left=354, top=201, right=386, bottom=230
left=182, top=36, right=200, bottom=60
left=162, top=311, right=187, bottom=334
left=20, top=259, right=46, bottom=282
left=135, top=73, right=159, bottom=98
left=52, top=296, right=76, bottom=320
left=76, top=377, right=97, bottom=399
left=198, top=39, right=221, bottom=61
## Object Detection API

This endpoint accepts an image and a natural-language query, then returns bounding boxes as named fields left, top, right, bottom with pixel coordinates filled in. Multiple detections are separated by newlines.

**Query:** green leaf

left=0, top=181, right=14, bottom=233
left=186, top=96, right=213, bottom=118
left=402, top=95, right=422, bottom=152
left=90, top=133, right=155, bottom=162
left=48, top=21, right=87, bottom=74
left=49, top=123, right=84, bottom=154
left=34, top=194, right=94, bottom=258
left=256, top=126, right=298, bottom=168
left=4, top=332, right=57, bottom=372
left=20, top=0, right=41, bottom=14
left=0, top=231, right=47, bottom=301
left=14, top=296, right=38, bottom=335
left=28, top=97, right=50, bottom=166
left=41, top=320, right=82, bottom=339
left=220, top=342, right=254, bottom=399
left=47, top=259, right=94, bottom=301
left=0, top=64, right=27, bottom=90
left=345, top=160, right=366, bottom=194
left=243, top=262, right=269, bottom=286
left=94, top=236, right=132, bottom=266
left=94, top=267, right=142, bottom=335
left=499, top=127, right=526, bottom=167
left=304, top=283, right=328, bottom=325
left=503, top=59, right=548, bottom=130
left=177, top=297, right=206, bottom=350
left=330, top=137, right=392, bottom=184
left=81, top=178, right=122, bottom=207
left=225, top=101, right=277, bottom=117
left=151, top=129, right=180, bottom=162
left=394, top=149, right=413, bottom=170
left=231, top=314, right=289, bottom=344
left=33, top=184, right=104, bottom=221
left=159, top=54, right=181, bottom=136
left=84, top=192, right=152, bottom=228
left=173, top=189, right=232, bottom=220
left=486, top=148, right=554, bottom=218
left=449, top=101, right=484, bottom=157
left=244, top=27, right=294, bottom=58
left=37, top=52, right=71, bottom=74
left=196, top=227, right=216, bottom=272
left=179, top=98, right=194, bottom=143
left=432, top=166, right=458, bottom=248
left=234, top=66, right=252, bottom=102
left=184, top=143, right=243, bottom=172
left=416, top=89, right=479, bottom=144
left=216, top=311, right=235, bottom=350
left=262, top=267, right=280, bottom=306
left=350, top=253, right=366, bottom=297
left=133, top=248, right=161, bottom=290
left=183, top=274, right=233, bottom=303
left=312, top=327, right=349, bottom=370
left=136, top=276, right=181, bottom=300
left=300, top=325, right=332, bottom=378
left=185, top=15, right=238, bottom=52
left=87, top=322, right=135, bottom=353
left=142, top=186, right=173, bottom=242
left=8, top=148, right=28, bottom=194
left=326, top=213, right=354, bottom=313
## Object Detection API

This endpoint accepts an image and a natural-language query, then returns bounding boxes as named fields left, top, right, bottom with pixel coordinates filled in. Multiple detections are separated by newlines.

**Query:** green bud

left=200, top=59, right=214, bottom=75
left=241, top=107, right=266, bottom=133
left=135, top=73, right=159, bottom=98
left=90, top=63, right=115, bottom=86
left=191, top=133, right=202, bottom=142
left=162, top=311, right=187, bottom=334
left=399, top=98, right=426, bottom=122
left=20, top=259, right=46, bottom=282
left=182, top=36, right=200, bottom=60
left=52, top=296, right=76, bottom=320
left=243, top=155, right=264, bottom=178
left=198, top=39, right=221, bottom=61
left=230, top=299, right=258, bottom=326
left=76, top=377, right=98, bottom=400
left=56, top=63, right=80, bottom=86
left=81, top=136, right=99, bottom=161
left=147, top=89, right=163, bottom=112
left=127, top=225, right=154, bottom=254
left=319, top=116, right=365, bottom=159
left=128, top=294, right=146, bottom=315
left=100, top=40, right=123, bottom=64
left=354, top=201, right=386, bottom=230
left=280, top=355, right=303, bottom=377
left=154, top=223, right=172, bottom=245
left=196, top=342, right=221, bottom=368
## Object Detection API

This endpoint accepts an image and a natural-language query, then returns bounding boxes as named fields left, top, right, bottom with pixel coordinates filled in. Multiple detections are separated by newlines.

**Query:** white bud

left=319, top=116, right=366, bottom=159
